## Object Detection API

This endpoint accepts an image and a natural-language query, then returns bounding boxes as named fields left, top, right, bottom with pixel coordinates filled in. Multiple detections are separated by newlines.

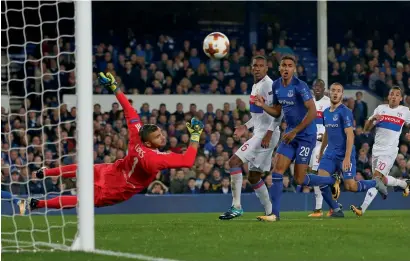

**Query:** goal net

left=1, top=0, right=92, bottom=252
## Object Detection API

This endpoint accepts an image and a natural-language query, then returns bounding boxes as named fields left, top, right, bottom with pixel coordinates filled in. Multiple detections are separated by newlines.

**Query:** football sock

left=361, top=187, right=378, bottom=213
left=230, top=167, right=243, bottom=209
left=320, top=185, right=340, bottom=210
left=270, top=173, right=283, bottom=218
left=1, top=190, right=19, bottom=205
left=356, top=180, right=376, bottom=192
left=313, top=186, right=323, bottom=210
left=38, top=196, right=78, bottom=209
left=45, top=165, right=77, bottom=178
left=303, top=174, right=335, bottom=186
left=252, top=179, right=272, bottom=215
left=386, top=176, right=407, bottom=189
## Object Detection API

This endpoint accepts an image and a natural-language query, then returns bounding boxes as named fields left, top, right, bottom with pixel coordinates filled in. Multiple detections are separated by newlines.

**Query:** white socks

left=313, top=186, right=323, bottom=210
left=386, top=176, right=408, bottom=189
left=230, top=173, right=243, bottom=209
left=361, top=187, right=378, bottom=213
left=253, top=180, right=272, bottom=215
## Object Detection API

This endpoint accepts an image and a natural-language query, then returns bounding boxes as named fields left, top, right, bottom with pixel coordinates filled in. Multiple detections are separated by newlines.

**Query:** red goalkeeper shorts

left=93, top=164, right=135, bottom=207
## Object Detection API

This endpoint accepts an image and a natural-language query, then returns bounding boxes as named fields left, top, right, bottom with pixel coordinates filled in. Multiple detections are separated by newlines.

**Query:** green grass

left=2, top=210, right=410, bottom=261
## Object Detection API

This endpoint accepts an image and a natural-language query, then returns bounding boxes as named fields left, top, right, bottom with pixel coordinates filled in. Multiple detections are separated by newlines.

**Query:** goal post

left=74, top=0, right=94, bottom=252
left=1, top=0, right=94, bottom=253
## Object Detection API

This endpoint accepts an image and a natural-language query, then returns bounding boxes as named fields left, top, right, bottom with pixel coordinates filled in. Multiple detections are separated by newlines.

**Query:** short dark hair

left=280, top=55, right=296, bottom=64
left=330, top=82, right=344, bottom=90
left=313, top=79, right=326, bottom=88
left=390, top=85, right=403, bottom=96
left=139, top=124, right=159, bottom=142
left=252, top=55, right=267, bottom=64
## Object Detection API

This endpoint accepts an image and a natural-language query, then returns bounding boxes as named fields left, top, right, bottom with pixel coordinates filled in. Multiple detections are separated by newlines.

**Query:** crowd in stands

left=2, top=26, right=410, bottom=197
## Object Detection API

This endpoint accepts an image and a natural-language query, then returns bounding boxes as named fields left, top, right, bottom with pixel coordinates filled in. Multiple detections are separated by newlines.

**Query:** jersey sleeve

left=295, top=81, right=313, bottom=102
left=150, top=146, right=198, bottom=170
left=115, top=91, right=143, bottom=146
left=342, top=108, right=354, bottom=129
left=404, top=108, right=410, bottom=125
left=271, top=83, right=279, bottom=105
left=368, top=106, right=380, bottom=120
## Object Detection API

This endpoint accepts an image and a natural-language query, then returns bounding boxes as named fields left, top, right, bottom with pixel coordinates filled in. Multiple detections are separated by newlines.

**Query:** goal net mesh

left=1, top=0, right=78, bottom=252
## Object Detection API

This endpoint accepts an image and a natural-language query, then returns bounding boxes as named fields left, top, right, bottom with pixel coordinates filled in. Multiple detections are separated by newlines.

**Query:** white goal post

left=1, top=0, right=94, bottom=252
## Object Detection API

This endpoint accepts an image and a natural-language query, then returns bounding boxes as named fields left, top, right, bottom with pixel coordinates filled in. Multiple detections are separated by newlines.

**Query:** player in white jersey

left=306, top=79, right=335, bottom=218
left=219, top=55, right=282, bottom=221
left=351, top=86, right=410, bottom=217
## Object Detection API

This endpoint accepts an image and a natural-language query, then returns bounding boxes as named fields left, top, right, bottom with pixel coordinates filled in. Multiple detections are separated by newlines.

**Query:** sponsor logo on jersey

left=380, top=115, right=404, bottom=125
left=134, top=144, right=146, bottom=158
left=278, top=99, right=295, bottom=105
left=325, top=123, right=339, bottom=128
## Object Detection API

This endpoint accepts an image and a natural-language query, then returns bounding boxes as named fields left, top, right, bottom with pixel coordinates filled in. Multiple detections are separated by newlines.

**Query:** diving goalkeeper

left=19, top=72, right=203, bottom=213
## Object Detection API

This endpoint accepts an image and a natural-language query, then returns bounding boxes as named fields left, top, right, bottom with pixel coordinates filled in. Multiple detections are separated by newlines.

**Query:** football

left=203, top=32, right=230, bottom=59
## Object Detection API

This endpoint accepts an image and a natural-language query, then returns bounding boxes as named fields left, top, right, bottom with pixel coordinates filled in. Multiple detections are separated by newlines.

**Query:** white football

left=203, top=32, right=230, bottom=59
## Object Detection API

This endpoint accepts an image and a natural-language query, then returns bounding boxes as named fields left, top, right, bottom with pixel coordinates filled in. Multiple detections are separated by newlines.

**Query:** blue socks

left=1, top=190, right=19, bottom=205
left=269, top=173, right=283, bottom=218
left=320, top=185, right=340, bottom=210
left=356, top=180, right=376, bottom=192
left=303, top=174, right=336, bottom=187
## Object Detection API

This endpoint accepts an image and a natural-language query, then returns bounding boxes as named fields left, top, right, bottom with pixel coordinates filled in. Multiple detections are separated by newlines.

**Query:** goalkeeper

left=19, top=72, right=203, bottom=213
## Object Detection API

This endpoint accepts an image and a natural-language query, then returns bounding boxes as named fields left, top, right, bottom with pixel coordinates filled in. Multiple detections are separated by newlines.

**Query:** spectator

left=170, top=169, right=186, bottom=194
left=184, top=177, right=200, bottom=194
left=147, top=181, right=168, bottom=195
left=282, top=176, right=296, bottom=193
left=353, top=91, right=368, bottom=127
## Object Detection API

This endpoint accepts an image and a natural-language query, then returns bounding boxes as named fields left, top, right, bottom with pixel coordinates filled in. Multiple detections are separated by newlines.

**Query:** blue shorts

left=318, top=153, right=356, bottom=180
left=276, top=134, right=316, bottom=165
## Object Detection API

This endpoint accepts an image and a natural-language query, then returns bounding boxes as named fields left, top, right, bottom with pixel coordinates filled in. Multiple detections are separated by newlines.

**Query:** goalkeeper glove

left=98, top=72, right=118, bottom=92
left=186, top=117, right=204, bottom=143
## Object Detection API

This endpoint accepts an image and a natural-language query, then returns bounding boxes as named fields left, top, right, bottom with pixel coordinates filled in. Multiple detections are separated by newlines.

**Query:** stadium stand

left=2, top=2, right=410, bottom=198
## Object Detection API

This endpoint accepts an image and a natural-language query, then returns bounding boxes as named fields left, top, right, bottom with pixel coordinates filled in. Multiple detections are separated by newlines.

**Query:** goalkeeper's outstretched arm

left=99, top=72, right=142, bottom=144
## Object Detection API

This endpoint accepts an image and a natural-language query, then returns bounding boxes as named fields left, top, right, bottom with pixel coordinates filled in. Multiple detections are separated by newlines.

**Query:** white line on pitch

left=1, top=239, right=184, bottom=261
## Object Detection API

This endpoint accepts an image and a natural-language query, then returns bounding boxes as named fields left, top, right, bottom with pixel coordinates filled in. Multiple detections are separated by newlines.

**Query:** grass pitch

left=2, top=210, right=410, bottom=261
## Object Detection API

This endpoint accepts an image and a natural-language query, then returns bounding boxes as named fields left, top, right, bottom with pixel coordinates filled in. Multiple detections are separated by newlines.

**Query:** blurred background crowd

left=1, top=1, right=410, bottom=197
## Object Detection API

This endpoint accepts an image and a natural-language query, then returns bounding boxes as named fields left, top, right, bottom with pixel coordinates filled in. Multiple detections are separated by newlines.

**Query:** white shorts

left=372, top=153, right=397, bottom=176
left=309, top=141, right=321, bottom=171
left=235, top=129, right=280, bottom=172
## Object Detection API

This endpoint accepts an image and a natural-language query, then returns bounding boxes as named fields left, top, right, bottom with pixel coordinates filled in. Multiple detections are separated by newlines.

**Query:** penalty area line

left=1, top=239, right=184, bottom=261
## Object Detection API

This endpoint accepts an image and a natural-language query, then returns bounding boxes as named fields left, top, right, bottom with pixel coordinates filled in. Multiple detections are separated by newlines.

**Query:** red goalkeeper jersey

left=112, top=92, right=197, bottom=193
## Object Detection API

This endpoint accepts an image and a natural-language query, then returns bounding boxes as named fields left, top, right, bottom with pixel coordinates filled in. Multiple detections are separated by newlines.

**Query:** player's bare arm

left=343, top=127, right=355, bottom=172
left=261, top=130, right=273, bottom=148
left=364, top=114, right=381, bottom=132
left=254, top=96, right=282, bottom=118
left=282, top=99, right=316, bottom=144
left=318, top=130, right=328, bottom=161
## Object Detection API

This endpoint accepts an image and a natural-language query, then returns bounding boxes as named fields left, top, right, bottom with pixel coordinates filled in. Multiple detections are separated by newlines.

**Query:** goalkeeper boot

left=403, top=180, right=410, bottom=197
left=374, top=177, right=388, bottom=200
left=219, top=206, right=243, bottom=220
left=308, top=209, right=323, bottom=217
left=331, top=174, right=341, bottom=200
left=257, top=213, right=278, bottom=222
left=35, top=167, right=46, bottom=179
left=350, top=205, right=363, bottom=217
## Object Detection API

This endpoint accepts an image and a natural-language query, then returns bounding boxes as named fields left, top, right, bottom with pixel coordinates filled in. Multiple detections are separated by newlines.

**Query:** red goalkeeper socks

left=38, top=196, right=78, bottom=209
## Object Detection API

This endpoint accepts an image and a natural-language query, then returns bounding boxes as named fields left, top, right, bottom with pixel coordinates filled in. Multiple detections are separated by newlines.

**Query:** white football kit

left=370, top=104, right=410, bottom=176
left=236, top=75, right=282, bottom=172
left=309, top=95, right=331, bottom=171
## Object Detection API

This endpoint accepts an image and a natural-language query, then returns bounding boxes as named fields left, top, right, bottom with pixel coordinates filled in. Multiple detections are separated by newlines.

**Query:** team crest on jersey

left=275, top=90, right=279, bottom=95
left=319, top=106, right=323, bottom=110
left=333, top=114, right=339, bottom=121
left=287, top=90, right=294, bottom=97
left=397, top=112, right=403, bottom=117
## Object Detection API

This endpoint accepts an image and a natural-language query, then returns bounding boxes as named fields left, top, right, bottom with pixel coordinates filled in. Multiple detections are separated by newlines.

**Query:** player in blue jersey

left=312, top=83, right=388, bottom=217
left=254, top=55, right=318, bottom=220
left=1, top=190, right=24, bottom=214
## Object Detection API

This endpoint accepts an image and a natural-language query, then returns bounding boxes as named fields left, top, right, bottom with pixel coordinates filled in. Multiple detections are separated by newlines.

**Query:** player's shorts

left=276, top=134, right=316, bottom=165
left=372, top=153, right=397, bottom=176
left=309, top=141, right=322, bottom=171
left=93, top=164, right=134, bottom=207
left=318, top=152, right=356, bottom=180
left=235, top=129, right=280, bottom=172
